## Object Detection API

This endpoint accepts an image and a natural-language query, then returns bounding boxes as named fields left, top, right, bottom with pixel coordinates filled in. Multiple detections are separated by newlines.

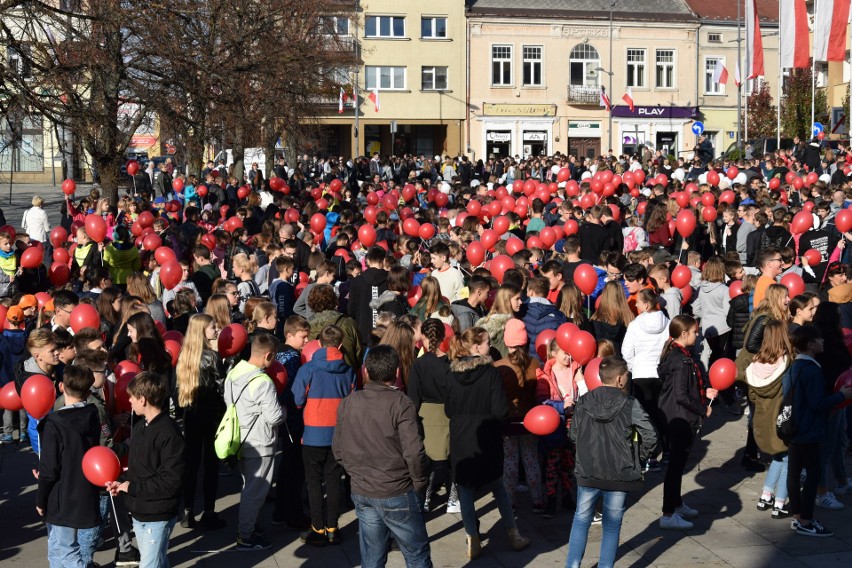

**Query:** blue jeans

left=457, top=478, right=516, bottom=537
left=762, top=455, right=789, bottom=502
left=351, top=489, right=432, bottom=568
left=132, top=516, right=177, bottom=568
left=46, top=524, right=86, bottom=568
left=78, top=494, right=109, bottom=565
left=565, top=486, right=626, bottom=568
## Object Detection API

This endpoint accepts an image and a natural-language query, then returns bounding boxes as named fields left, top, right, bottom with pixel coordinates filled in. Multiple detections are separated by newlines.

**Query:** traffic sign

left=813, top=122, right=824, bottom=136
left=691, top=121, right=705, bottom=135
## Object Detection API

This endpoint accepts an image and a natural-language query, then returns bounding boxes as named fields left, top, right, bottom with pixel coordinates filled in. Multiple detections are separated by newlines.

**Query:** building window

left=7, top=45, right=31, bottom=79
left=0, top=114, right=43, bottom=172
left=421, top=66, right=448, bottom=90
left=704, top=57, right=724, bottom=94
left=421, top=17, right=447, bottom=38
left=319, top=16, right=350, bottom=36
left=626, top=48, right=646, bottom=88
left=708, top=32, right=722, bottom=43
left=365, top=66, right=406, bottom=90
left=522, top=46, right=542, bottom=86
left=492, top=45, right=512, bottom=86
left=365, top=16, right=405, bottom=38
left=656, top=49, right=675, bottom=88
left=569, top=44, right=600, bottom=87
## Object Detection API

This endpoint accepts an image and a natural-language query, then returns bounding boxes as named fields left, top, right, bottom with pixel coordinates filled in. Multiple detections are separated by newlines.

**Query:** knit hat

left=18, top=294, right=37, bottom=310
left=504, top=318, right=528, bottom=348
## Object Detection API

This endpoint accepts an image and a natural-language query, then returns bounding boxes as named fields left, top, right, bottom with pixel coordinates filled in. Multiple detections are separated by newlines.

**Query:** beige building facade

left=466, top=0, right=701, bottom=162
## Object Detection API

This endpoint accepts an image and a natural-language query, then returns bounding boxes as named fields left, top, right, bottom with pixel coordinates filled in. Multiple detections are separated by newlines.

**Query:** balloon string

left=109, top=493, right=120, bottom=527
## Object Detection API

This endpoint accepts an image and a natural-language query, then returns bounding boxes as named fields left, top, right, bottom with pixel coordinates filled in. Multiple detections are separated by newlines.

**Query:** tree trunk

left=97, top=155, right=122, bottom=207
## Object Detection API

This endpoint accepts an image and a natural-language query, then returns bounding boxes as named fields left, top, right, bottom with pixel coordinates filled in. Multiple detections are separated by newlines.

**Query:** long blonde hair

left=232, top=252, right=258, bottom=277
left=126, top=272, right=157, bottom=304
left=379, top=320, right=414, bottom=387
left=205, top=294, right=232, bottom=330
left=448, top=327, right=489, bottom=361
left=484, top=284, right=520, bottom=320
left=245, top=301, right=276, bottom=334
left=416, top=276, right=442, bottom=315
left=590, top=281, right=635, bottom=325
left=176, top=313, right=214, bottom=407
left=752, top=284, right=790, bottom=322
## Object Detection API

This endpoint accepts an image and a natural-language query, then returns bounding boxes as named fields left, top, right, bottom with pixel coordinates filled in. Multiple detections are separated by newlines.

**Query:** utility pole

left=737, top=0, right=742, bottom=151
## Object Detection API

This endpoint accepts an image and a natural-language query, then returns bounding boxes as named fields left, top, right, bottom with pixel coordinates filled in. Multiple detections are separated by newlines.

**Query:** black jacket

left=570, top=387, right=657, bottom=492
left=726, top=294, right=751, bottom=353
left=36, top=404, right=101, bottom=528
left=123, top=412, right=185, bottom=522
left=658, top=347, right=705, bottom=429
left=348, top=267, right=388, bottom=343
left=579, top=223, right=611, bottom=262
left=745, top=314, right=772, bottom=354
left=407, top=352, right=451, bottom=411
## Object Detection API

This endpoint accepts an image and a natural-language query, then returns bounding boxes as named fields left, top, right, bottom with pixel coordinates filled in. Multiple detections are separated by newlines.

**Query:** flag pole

left=737, top=0, right=743, bottom=152
left=745, top=0, right=750, bottom=144
left=777, top=1, right=782, bottom=148
left=811, top=0, right=817, bottom=137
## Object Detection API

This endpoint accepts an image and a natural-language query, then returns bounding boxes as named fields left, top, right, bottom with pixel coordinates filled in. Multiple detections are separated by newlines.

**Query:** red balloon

left=0, top=382, right=22, bottom=411
left=527, top=236, right=544, bottom=250
left=329, top=179, right=343, bottom=192
left=20, top=374, right=55, bottom=420
left=142, top=233, right=162, bottom=251
left=729, top=280, right=744, bottom=298
left=505, top=237, right=525, bottom=256
left=540, top=227, right=557, bottom=249
left=310, top=213, right=327, bottom=233
left=803, top=201, right=815, bottom=212
left=675, top=210, right=697, bottom=238
left=48, top=262, right=70, bottom=286
left=467, top=242, right=485, bottom=266
left=301, top=339, right=321, bottom=364
left=196, top=184, right=208, bottom=198
left=836, top=209, right=852, bottom=234
left=707, top=171, right=720, bottom=187
left=573, top=264, right=598, bottom=296
left=702, top=206, right=718, bottom=222
left=567, top=330, right=596, bottom=366
left=20, top=247, right=43, bottom=269
left=834, top=369, right=852, bottom=409
left=674, top=192, right=689, bottom=208
left=780, top=273, right=805, bottom=298
left=403, top=217, right=420, bottom=237
left=708, top=358, right=737, bottom=390
left=163, top=339, right=181, bottom=367
left=358, top=224, right=377, bottom=247
left=155, top=321, right=167, bottom=336
left=159, top=260, right=182, bottom=290
left=523, top=405, right=561, bottom=436
left=535, top=329, right=556, bottom=361
left=439, top=323, right=455, bottom=354
left=201, top=233, right=216, bottom=251
left=726, top=166, right=739, bottom=180
left=792, top=177, right=804, bottom=190
left=264, top=361, right=288, bottom=394
left=467, top=200, right=482, bottom=217
left=481, top=229, right=499, bottom=250
left=680, top=285, right=693, bottom=306
left=70, top=304, right=100, bottom=334
left=82, top=446, right=121, bottom=487
left=768, top=177, right=781, bottom=190
left=85, top=214, right=107, bottom=243
left=584, top=357, right=603, bottom=391
left=671, top=265, right=692, bottom=289
left=803, top=249, right=822, bottom=266
left=790, top=210, right=813, bottom=235
left=285, top=208, right=300, bottom=223
left=138, top=211, right=155, bottom=229
left=113, top=372, right=133, bottom=413
left=218, top=324, right=248, bottom=357
left=115, top=360, right=141, bottom=379
left=805, top=172, right=819, bottom=187
left=419, top=223, right=436, bottom=240
left=557, top=167, right=571, bottom=183
left=719, top=190, right=736, bottom=205
left=493, top=216, right=510, bottom=235
left=490, top=255, right=515, bottom=284
left=126, top=160, right=140, bottom=177
left=154, top=248, right=177, bottom=269
left=555, top=322, right=579, bottom=354
left=35, top=292, right=51, bottom=309
left=172, top=178, right=185, bottom=193
left=49, top=227, right=68, bottom=248
left=162, top=330, right=183, bottom=345
left=564, top=219, right=579, bottom=236
left=62, top=179, right=76, bottom=195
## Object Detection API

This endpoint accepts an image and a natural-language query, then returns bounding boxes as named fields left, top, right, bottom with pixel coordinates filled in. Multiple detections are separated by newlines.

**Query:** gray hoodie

left=223, top=360, right=285, bottom=458
left=693, top=281, right=731, bottom=338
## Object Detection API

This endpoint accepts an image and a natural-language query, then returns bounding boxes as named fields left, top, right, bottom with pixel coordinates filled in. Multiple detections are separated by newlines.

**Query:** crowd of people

left=3, top=139, right=852, bottom=568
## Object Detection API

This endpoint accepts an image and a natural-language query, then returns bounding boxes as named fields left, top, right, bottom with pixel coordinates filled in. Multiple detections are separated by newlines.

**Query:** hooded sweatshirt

left=622, top=310, right=670, bottom=379
left=746, top=356, right=789, bottom=456
left=223, top=360, right=285, bottom=458
left=348, top=267, right=388, bottom=342
left=292, top=347, right=355, bottom=447
left=693, top=281, right=731, bottom=338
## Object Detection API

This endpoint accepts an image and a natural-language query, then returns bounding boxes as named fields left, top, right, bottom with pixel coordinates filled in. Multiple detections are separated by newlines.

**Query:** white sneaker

left=591, top=512, right=603, bottom=525
left=833, top=480, right=852, bottom=495
left=816, top=492, right=845, bottom=510
left=446, top=499, right=461, bottom=514
left=675, top=503, right=698, bottom=519
left=659, top=513, right=694, bottom=530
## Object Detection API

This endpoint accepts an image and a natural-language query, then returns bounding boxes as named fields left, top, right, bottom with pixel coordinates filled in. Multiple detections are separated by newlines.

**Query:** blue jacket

left=0, top=328, right=27, bottom=387
left=522, top=298, right=567, bottom=355
left=784, top=357, right=845, bottom=444
left=292, top=347, right=355, bottom=447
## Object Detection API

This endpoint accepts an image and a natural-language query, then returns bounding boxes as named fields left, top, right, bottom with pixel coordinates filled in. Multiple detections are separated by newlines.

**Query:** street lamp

left=596, top=66, right=614, bottom=153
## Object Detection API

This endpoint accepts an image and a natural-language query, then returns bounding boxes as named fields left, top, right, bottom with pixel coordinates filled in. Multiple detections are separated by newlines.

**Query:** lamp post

left=608, top=0, right=619, bottom=154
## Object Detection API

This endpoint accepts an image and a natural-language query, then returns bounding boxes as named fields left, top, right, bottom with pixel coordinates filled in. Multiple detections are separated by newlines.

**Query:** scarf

left=673, top=342, right=708, bottom=405
left=0, top=249, right=15, bottom=260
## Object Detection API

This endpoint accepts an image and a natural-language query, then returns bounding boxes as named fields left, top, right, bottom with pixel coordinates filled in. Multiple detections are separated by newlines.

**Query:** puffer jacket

left=726, top=293, right=751, bottom=353
left=746, top=356, right=789, bottom=457
left=744, top=314, right=772, bottom=354
left=693, top=281, right=731, bottom=337
left=521, top=298, right=568, bottom=356
left=476, top=313, right=513, bottom=358
left=570, top=386, right=657, bottom=492
left=622, top=310, right=670, bottom=379
left=292, top=347, right=355, bottom=447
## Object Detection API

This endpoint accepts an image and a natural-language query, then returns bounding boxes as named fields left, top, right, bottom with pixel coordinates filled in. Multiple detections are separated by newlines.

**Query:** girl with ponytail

left=657, top=315, right=718, bottom=531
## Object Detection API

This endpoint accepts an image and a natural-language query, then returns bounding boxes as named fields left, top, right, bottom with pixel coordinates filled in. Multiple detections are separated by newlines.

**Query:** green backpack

left=214, top=372, right=263, bottom=460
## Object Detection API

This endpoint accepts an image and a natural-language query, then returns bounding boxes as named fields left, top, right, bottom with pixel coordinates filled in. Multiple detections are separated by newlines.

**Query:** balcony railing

left=567, top=84, right=601, bottom=105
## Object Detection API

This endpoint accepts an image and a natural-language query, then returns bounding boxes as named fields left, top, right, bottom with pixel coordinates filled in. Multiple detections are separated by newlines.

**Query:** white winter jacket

left=622, top=310, right=670, bottom=379
left=22, top=206, right=50, bottom=242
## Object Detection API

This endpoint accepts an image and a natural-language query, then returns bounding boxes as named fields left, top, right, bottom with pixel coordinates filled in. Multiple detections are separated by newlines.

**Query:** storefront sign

left=612, top=106, right=699, bottom=119
left=569, top=121, right=602, bottom=137
left=483, top=103, right=557, bottom=117
left=523, top=131, right=547, bottom=141
left=486, top=131, right=512, bottom=142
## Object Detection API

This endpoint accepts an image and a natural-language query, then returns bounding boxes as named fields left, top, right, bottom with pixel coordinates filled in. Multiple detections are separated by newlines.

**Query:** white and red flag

left=622, top=87, right=634, bottom=112
left=745, top=0, right=765, bottom=78
left=780, top=0, right=811, bottom=68
left=338, top=87, right=349, bottom=114
left=814, top=0, right=851, bottom=62
left=367, top=89, right=380, bottom=112
left=599, top=86, right=611, bottom=111
left=734, top=61, right=742, bottom=87
left=713, top=60, right=728, bottom=85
